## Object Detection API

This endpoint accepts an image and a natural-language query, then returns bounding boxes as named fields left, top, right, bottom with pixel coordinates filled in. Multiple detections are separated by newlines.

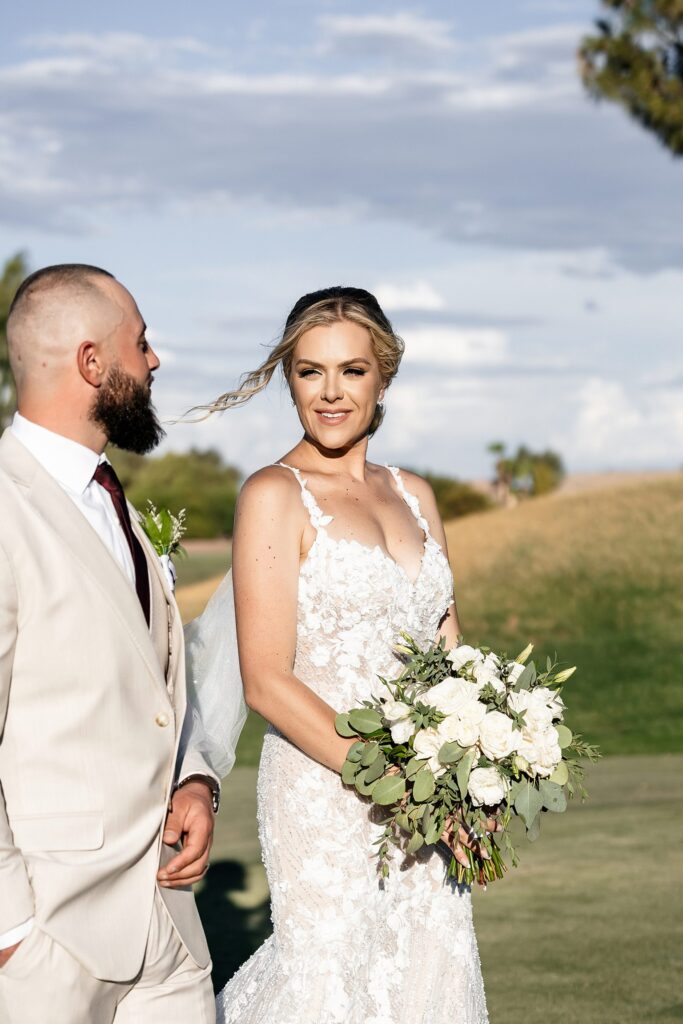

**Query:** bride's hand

left=441, top=814, right=501, bottom=868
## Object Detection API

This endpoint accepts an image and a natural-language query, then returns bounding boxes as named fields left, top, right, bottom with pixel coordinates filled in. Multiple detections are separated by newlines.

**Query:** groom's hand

left=157, top=782, right=215, bottom=888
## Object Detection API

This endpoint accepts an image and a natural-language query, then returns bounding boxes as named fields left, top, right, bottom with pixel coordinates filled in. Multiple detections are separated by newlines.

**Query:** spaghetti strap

left=276, top=462, right=333, bottom=533
left=385, top=465, right=432, bottom=540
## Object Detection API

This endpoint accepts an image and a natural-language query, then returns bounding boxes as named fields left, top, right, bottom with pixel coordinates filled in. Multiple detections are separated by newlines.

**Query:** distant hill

left=446, top=475, right=683, bottom=755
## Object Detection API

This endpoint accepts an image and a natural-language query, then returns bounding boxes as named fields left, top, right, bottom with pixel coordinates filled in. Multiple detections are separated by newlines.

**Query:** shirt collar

left=10, top=413, right=105, bottom=496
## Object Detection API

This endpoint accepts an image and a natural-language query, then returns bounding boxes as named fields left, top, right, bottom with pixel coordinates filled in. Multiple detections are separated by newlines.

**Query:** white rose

left=478, top=710, right=517, bottom=761
left=390, top=718, right=415, bottom=744
left=381, top=697, right=414, bottom=745
left=506, top=662, right=526, bottom=684
left=422, top=677, right=480, bottom=715
left=446, top=645, right=484, bottom=672
left=412, top=727, right=447, bottom=777
left=473, top=661, right=506, bottom=694
left=530, top=686, right=565, bottom=721
left=516, top=723, right=562, bottom=777
left=438, top=700, right=487, bottom=749
left=382, top=697, right=411, bottom=724
left=468, top=766, right=509, bottom=807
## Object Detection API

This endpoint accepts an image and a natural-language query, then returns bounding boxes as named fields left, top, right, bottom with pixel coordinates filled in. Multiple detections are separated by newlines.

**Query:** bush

left=108, top=447, right=242, bottom=538
left=423, top=472, right=491, bottom=521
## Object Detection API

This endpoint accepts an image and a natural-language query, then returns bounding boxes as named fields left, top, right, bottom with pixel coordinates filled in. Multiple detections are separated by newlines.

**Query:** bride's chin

left=303, top=426, right=371, bottom=455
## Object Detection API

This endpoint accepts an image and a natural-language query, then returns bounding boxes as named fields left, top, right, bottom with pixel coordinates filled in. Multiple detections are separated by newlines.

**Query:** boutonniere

left=137, top=502, right=187, bottom=592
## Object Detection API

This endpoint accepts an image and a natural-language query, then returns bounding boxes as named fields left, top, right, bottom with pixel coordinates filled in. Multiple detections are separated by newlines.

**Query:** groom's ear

left=77, top=339, right=106, bottom=388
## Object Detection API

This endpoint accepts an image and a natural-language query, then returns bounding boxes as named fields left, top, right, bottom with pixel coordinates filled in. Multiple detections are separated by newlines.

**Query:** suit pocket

left=10, top=812, right=104, bottom=852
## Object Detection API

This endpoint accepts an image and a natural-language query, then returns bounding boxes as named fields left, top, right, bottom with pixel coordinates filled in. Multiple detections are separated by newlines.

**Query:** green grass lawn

left=204, top=755, right=683, bottom=1023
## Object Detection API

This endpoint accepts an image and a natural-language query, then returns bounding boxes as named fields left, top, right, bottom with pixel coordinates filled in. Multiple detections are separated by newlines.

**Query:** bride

left=208, top=286, right=489, bottom=1023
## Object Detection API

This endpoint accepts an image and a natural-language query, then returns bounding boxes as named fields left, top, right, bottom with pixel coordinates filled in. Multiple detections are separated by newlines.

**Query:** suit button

left=155, top=713, right=170, bottom=728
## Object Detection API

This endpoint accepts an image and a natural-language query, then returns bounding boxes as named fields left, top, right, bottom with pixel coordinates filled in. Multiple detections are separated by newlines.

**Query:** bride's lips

left=314, top=410, right=352, bottom=425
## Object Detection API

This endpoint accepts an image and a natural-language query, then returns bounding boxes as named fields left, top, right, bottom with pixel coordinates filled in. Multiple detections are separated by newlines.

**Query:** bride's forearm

left=244, top=671, right=354, bottom=773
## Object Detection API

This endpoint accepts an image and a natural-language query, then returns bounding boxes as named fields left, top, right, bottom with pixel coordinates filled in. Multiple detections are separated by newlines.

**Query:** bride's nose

left=320, top=372, right=344, bottom=402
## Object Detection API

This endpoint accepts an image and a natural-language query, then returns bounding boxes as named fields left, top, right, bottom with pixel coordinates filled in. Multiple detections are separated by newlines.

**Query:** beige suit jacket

left=0, top=431, right=212, bottom=981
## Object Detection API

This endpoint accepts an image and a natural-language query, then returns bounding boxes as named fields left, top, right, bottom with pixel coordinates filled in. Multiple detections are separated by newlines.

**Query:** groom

left=0, top=265, right=218, bottom=1022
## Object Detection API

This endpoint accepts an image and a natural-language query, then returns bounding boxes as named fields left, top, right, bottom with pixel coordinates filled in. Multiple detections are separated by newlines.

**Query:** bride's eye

left=344, top=367, right=366, bottom=377
left=298, top=368, right=320, bottom=378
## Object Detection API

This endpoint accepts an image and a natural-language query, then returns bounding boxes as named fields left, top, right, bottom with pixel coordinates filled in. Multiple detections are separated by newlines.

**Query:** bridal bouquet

left=336, top=637, right=599, bottom=887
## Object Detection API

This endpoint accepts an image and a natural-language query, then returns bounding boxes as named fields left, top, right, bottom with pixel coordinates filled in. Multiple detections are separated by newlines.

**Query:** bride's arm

left=398, top=470, right=462, bottom=648
left=232, top=467, right=354, bottom=774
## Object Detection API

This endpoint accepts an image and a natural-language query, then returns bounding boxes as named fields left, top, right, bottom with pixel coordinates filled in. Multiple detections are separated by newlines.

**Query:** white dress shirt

left=1, top=413, right=139, bottom=949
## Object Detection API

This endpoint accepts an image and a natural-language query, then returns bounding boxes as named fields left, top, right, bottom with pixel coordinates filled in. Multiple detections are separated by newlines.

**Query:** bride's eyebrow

left=295, top=358, right=372, bottom=368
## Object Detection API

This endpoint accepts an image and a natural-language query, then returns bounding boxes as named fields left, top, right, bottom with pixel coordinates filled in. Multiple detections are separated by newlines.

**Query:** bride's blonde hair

left=197, top=286, right=405, bottom=435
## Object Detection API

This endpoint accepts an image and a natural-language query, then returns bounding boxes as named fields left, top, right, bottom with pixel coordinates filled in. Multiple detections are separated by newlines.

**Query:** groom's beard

left=91, top=364, right=166, bottom=455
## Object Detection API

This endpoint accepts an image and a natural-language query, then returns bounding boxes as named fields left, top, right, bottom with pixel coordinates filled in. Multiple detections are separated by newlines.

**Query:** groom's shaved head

left=7, top=264, right=123, bottom=394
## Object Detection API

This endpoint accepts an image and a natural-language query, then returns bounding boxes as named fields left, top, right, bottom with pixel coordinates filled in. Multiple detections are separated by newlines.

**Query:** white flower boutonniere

left=137, top=501, right=187, bottom=592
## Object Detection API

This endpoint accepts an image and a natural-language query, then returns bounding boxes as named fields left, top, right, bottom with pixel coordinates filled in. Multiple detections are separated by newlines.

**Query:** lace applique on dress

left=217, top=465, right=488, bottom=1024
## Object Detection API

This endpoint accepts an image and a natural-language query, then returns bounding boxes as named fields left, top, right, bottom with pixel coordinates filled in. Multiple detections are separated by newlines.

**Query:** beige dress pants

left=0, top=891, right=215, bottom=1024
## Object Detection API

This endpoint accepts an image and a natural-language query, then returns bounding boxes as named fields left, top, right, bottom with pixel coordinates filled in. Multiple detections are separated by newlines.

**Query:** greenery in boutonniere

left=137, top=501, right=187, bottom=559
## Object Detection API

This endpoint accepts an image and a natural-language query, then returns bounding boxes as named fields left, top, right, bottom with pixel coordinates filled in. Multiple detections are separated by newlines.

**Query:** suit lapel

left=0, top=432, right=168, bottom=696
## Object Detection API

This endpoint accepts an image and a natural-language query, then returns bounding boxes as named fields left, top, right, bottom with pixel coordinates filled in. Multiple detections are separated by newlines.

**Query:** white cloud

left=318, top=12, right=456, bottom=55
left=0, top=26, right=680, bottom=268
left=556, top=378, right=683, bottom=469
left=374, top=280, right=445, bottom=312
left=402, top=326, right=508, bottom=368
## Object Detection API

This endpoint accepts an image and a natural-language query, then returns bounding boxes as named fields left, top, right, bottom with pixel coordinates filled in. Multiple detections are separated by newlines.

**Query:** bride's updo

left=201, top=286, right=405, bottom=435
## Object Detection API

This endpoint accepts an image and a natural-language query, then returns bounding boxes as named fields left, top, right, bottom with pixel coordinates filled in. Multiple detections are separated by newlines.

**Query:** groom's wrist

left=174, top=774, right=220, bottom=813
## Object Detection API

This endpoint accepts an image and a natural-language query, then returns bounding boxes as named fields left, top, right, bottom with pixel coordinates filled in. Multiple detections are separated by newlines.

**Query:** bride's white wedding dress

left=217, top=464, right=488, bottom=1024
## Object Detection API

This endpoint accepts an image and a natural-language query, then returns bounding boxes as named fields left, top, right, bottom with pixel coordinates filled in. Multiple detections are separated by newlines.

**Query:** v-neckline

left=303, top=530, right=433, bottom=588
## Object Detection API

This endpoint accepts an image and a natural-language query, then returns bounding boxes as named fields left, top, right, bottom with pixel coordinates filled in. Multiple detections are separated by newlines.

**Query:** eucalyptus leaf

left=335, top=713, right=358, bottom=738
left=456, top=748, right=476, bottom=798
left=348, top=708, right=384, bottom=734
left=341, top=760, right=360, bottom=786
left=354, top=769, right=378, bottom=797
left=346, top=741, right=366, bottom=763
left=424, top=818, right=442, bottom=845
left=515, top=662, right=537, bottom=691
left=412, top=766, right=436, bottom=803
left=438, top=741, right=465, bottom=765
left=360, top=741, right=380, bottom=767
left=526, top=815, right=541, bottom=842
left=514, top=781, right=544, bottom=829
left=549, top=761, right=569, bottom=786
left=364, top=752, right=387, bottom=784
left=555, top=724, right=573, bottom=749
left=539, top=780, right=567, bottom=813
left=406, top=831, right=424, bottom=856
left=372, top=773, right=406, bottom=806
left=404, top=756, right=423, bottom=779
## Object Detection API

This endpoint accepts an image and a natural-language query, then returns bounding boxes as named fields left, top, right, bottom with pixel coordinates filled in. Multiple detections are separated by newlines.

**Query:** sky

left=1, top=0, right=681, bottom=479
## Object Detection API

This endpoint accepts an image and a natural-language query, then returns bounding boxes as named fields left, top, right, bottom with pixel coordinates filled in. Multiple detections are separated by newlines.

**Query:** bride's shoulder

left=237, top=463, right=303, bottom=511
left=389, top=466, right=436, bottom=503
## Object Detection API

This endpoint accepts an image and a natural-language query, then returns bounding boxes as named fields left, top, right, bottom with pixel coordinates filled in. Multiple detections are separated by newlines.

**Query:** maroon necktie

left=93, top=462, right=151, bottom=626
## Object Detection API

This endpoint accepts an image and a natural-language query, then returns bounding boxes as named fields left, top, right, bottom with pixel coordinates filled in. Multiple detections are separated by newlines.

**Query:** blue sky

left=1, top=1, right=681, bottom=478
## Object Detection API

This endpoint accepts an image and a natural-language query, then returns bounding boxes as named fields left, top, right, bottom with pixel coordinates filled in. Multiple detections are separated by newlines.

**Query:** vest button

left=155, top=712, right=170, bottom=728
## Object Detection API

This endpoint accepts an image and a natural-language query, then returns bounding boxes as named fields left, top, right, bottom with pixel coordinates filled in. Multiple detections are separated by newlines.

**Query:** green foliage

left=487, top=442, right=565, bottom=497
left=0, top=252, right=29, bottom=432
left=137, top=503, right=187, bottom=557
left=108, top=447, right=242, bottom=538
left=580, top=1, right=683, bottom=155
left=422, top=472, right=491, bottom=519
